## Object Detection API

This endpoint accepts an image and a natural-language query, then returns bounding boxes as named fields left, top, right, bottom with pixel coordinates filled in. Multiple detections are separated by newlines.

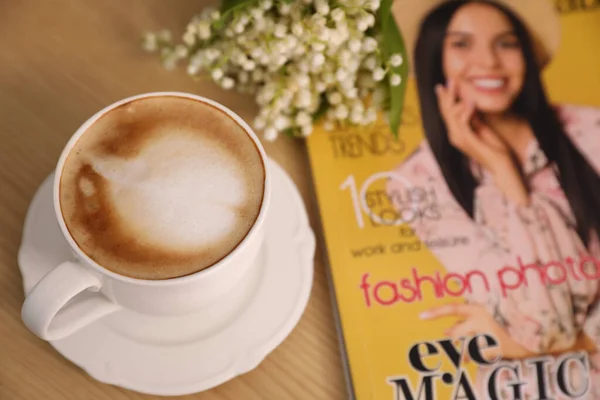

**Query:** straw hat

left=391, top=0, right=561, bottom=71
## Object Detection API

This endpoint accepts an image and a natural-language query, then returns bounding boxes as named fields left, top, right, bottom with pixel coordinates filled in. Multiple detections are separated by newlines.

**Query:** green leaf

left=379, top=3, right=409, bottom=139
left=377, top=0, right=394, bottom=31
left=312, top=94, right=329, bottom=121
left=216, top=0, right=258, bottom=29
left=283, top=127, right=299, bottom=137
left=220, top=0, right=256, bottom=14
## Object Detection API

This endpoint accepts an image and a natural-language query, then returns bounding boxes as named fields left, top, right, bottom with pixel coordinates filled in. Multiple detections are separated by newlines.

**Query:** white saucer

left=18, top=158, right=315, bottom=396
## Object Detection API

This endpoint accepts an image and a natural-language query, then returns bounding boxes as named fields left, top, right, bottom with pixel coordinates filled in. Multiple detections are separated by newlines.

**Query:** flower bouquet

left=143, top=0, right=408, bottom=141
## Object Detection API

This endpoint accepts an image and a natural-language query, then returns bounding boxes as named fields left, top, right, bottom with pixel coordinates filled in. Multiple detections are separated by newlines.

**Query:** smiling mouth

left=471, top=78, right=506, bottom=90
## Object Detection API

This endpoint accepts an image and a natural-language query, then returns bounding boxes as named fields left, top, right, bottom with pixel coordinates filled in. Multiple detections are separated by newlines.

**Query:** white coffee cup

left=21, top=92, right=271, bottom=341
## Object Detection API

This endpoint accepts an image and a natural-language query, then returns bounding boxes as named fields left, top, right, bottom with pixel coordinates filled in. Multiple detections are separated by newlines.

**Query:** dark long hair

left=414, top=0, right=600, bottom=246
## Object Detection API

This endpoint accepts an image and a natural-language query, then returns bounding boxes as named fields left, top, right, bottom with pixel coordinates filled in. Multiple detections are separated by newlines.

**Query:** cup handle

left=21, top=261, right=120, bottom=341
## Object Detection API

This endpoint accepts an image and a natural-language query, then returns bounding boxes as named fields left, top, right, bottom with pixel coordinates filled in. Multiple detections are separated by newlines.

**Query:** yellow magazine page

left=307, top=2, right=600, bottom=399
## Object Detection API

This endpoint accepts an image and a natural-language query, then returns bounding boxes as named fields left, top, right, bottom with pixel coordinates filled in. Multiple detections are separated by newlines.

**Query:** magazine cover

left=306, top=0, right=600, bottom=399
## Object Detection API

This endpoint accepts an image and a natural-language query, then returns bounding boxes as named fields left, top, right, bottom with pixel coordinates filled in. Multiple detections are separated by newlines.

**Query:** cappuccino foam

left=59, top=96, right=265, bottom=280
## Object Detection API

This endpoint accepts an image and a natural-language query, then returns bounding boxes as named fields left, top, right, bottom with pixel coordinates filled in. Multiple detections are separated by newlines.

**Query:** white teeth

left=473, top=79, right=504, bottom=89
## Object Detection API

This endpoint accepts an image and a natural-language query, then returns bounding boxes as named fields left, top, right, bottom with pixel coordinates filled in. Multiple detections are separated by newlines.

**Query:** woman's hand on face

left=420, top=303, right=534, bottom=361
left=436, top=80, right=511, bottom=175
left=436, top=80, right=530, bottom=205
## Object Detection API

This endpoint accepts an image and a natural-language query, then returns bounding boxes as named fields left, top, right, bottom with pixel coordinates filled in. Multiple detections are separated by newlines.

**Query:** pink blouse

left=387, top=104, right=600, bottom=399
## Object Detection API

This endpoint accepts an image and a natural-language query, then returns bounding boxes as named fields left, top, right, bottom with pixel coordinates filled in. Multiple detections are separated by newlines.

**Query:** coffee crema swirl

left=59, top=96, right=265, bottom=280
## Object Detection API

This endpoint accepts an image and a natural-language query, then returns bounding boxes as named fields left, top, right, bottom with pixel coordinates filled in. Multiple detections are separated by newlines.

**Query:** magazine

left=305, top=1, right=600, bottom=399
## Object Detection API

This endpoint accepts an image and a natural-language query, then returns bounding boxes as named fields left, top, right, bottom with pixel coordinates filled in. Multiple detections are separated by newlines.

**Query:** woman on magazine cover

left=388, top=0, right=600, bottom=397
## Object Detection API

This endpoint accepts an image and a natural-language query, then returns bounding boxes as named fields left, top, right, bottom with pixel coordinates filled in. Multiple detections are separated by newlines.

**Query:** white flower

left=260, top=0, right=273, bottom=10
left=252, top=69, right=265, bottom=81
left=297, top=60, right=310, bottom=73
left=365, top=108, right=378, bottom=123
left=390, top=74, right=402, bottom=86
left=311, top=14, right=327, bottom=28
left=182, top=30, right=195, bottom=46
left=336, top=68, right=348, bottom=82
left=323, top=72, right=335, bottom=84
left=301, top=124, right=313, bottom=136
left=146, top=0, right=398, bottom=142
left=274, top=24, right=287, bottom=38
left=335, top=104, right=349, bottom=120
left=294, top=45, right=307, bottom=57
left=162, top=54, right=178, bottom=70
left=258, top=85, right=276, bottom=104
left=295, top=90, right=312, bottom=108
left=331, top=8, right=345, bottom=22
left=373, top=67, right=386, bottom=81
left=234, top=23, right=245, bottom=34
left=389, top=53, right=404, bottom=67
left=211, top=68, right=224, bottom=80
left=251, top=47, right=264, bottom=60
left=311, top=53, right=325, bottom=69
left=285, top=35, right=299, bottom=50
left=329, top=30, right=344, bottom=47
left=142, top=33, right=158, bottom=51
left=274, top=55, right=287, bottom=67
left=278, top=2, right=292, bottom=15
left=339, top=50, right=352, bottom=65
left=205, top=48, right=221, bottom=62
left=250, top=7, right=264, bottom=20
left=351, top=100, right=364, bottom=112
left=372, top=88, right=385, bottom=106
left=174, top=45, right=187, bottom=58
left=328, top=91, right=343, bottom=105
left=274, top=115, right=291, bottom=130
left=259, top=54, right=271, bottom=65
left=157, top=29, right=172, bottom=42
left=357, top=18, right=370, bottom=32
left=243, top=60, right=257, bottom=71
left=197, top=21, right=211, bottom=39
left=312, top=42, right=326, bottom=52
left=316, top=0, right=330, bottom=15
left=221, top=77, right=235, bottom=89
left=264, top=127, right=278, bottom=142
left=201, top=7, right=215, bottom=19
left=254, top=116, right=266, bottom=130
left=340, top=78, right=354, bottom=91
left=345, top=87, right=358, bottom=99
left=296, top=75, right=310, bottom=87
left=239, top=15, right=250, bottom=26
left=296, top=111, right=312, bottom=126
left=189, top=52, right=203, bottom=66
left=362, top=37, right=378, bottom=53
left=186, top=64, right=199, bottom=76
left=233, top=51, right=248, bottom=64
left=368, top=0, right=381, bottom=11
left=350, top=110, right=363, bottom=124
left=364, top=55, right=378, bottom=70
left=292, top=22, right=304, bottom=36
left=348, top=38, right=362, bottom=53
left=347, top=59, right=360, bottom=72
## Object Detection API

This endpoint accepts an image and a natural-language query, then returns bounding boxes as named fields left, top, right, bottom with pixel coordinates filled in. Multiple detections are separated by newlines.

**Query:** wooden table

left=0, top=1, right=347, bottom=398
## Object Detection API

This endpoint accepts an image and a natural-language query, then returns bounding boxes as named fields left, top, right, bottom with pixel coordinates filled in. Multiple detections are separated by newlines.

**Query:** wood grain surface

left=0, top=1, right=347, bottom=399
